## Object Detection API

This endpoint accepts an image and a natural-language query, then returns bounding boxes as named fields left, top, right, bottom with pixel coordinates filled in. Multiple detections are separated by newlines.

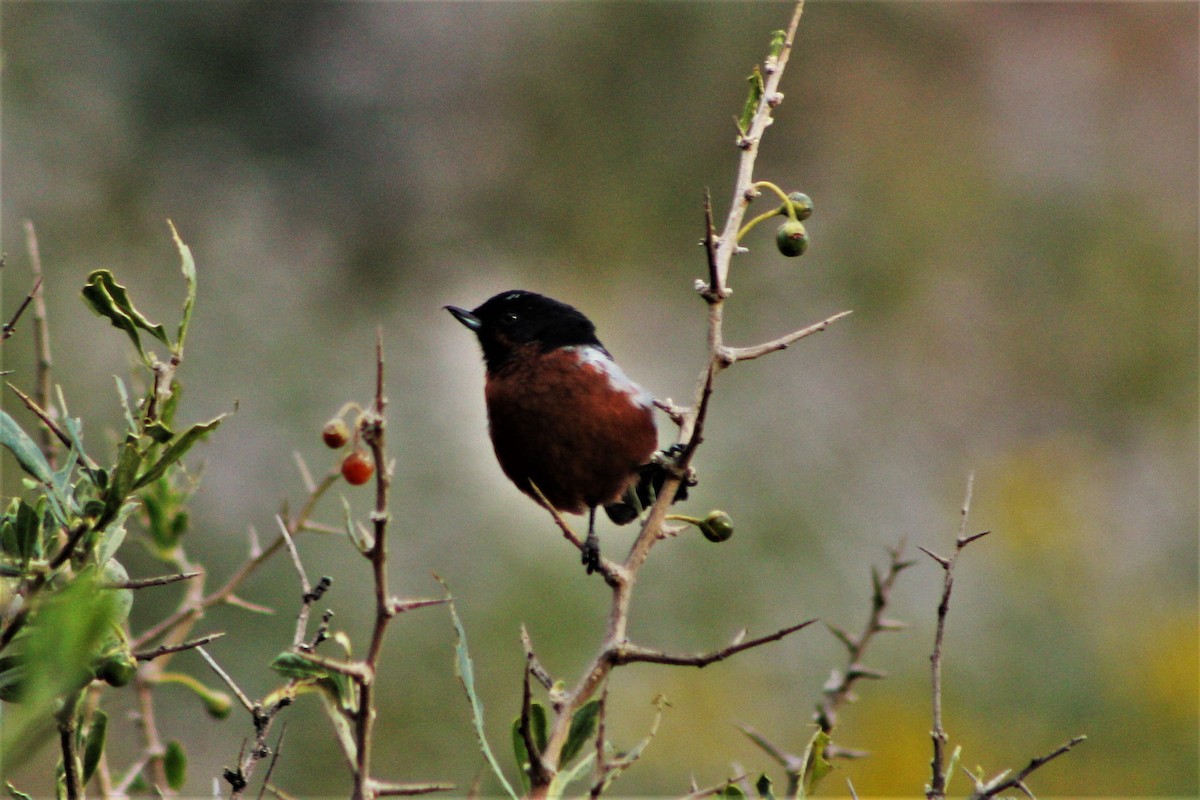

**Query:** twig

left=352, top=329, right=395, bottom=800
left=717, top=310, right=854, bottom=366
left=815, top=541, right=912, bottom=742
left=969, top=735, right=1087, bottom=800
left=196, top=646, right=256, bottom=715
left=1, top=275, right=41, bottom=342
left=734, top=723, right=805, bottom=775
left=112, top=753, right=152, bottom=796
left=702, top=189, right=723, bottom=300
left=130, top=470, right=340, bottom=650
left=923, top=474, right=986, bottom=800
left=370, top=782, right=457, bottom=797
left=614, top=619, right=816, bottom=667
left=134, top=631, right=225, bottom=662
left=680, top=774, right=750, bottom=800
left=276, top=514, right=325, bottom=648
left=6, top=382, right=99, bottom=471
left=256, top=725, right=288, bottom=800
left=920, top=476, right=1080, bottom=800
left=519, top=645, right=551, bottom=788
left=590, top=686, right=610, bottom=799
left=108, top=570, right=202, bottom=590
left=529, top=481, right=621, bottom=585
left=55, top=690, right=85, bottom=800
left=527, top=8, right=823, bottom=794
left=24, top=220, right=57, bottom=466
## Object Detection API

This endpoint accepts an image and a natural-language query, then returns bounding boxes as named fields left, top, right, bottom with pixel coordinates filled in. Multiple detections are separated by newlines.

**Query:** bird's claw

left=582, top=531, right=601, bottom=575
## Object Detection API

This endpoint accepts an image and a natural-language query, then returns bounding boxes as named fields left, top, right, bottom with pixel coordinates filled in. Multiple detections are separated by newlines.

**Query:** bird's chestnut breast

left=484, top=345, right=657, bottom=513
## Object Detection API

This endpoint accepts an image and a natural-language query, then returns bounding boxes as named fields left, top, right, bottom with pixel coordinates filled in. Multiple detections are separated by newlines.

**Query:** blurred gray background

left=2, top=2, right=1196, bottom=796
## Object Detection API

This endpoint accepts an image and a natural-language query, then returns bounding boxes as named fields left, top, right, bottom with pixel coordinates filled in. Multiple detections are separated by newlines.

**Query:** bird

left=445, top=290, right=683, bottom=574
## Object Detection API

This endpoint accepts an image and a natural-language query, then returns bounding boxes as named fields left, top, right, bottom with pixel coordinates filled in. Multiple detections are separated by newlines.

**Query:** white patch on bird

left=566, top=345, right=654, bottom=408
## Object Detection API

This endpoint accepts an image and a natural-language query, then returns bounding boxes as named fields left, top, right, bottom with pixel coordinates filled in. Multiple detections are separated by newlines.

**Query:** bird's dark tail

left=604, top=445, right=691, bottom=525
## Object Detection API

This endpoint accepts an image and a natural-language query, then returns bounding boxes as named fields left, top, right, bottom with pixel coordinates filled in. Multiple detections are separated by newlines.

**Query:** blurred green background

left=1, top=2, right=1195, bottom=796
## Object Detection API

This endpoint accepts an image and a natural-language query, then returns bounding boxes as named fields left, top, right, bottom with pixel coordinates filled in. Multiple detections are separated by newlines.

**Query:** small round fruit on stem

left=341, top=449, right=375, bottom=485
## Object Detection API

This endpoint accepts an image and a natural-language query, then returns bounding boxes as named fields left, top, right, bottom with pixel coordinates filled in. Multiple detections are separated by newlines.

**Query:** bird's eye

left=503, top=311, right=520, bottom=325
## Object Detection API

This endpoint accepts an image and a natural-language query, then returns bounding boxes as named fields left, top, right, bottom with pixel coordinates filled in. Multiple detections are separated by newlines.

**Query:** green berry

left=699, top=511, right=734, bottom=543
left=776, top=220, right=809, bottom=257
left=787, top=192, right=813, bottom=220
left=96, top=651, right=137, bottom=687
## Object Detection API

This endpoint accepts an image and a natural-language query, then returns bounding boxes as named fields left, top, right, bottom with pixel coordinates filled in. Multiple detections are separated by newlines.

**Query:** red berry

left=341, top=449, right=374, bottom=485
left=322, top=418, right=351, bottom=449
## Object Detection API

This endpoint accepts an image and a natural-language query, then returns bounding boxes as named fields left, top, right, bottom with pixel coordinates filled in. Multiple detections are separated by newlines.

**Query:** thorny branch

left=921, top=475, right=1084, bottom=800
left=24, top=220, right=58, bottom=467
left=527, top=4, right=847, bottom=795
left=816, top=542, right=912, bottom=755
left=967, top=735, right=1087, bottom=800
left=921, top=474, right=985, bottom=800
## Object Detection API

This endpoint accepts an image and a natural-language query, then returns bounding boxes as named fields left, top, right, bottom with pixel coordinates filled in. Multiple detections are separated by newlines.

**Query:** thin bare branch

left=928, top=473, right=982, bottom=800
left=970, top=736, right=1086, bottom=800
left=389, top=596, right=449, bottom=615
left=2, top=275, right=41, bottom=342
left=815, top=541, right=912, bottom=739
left=680, top=774, right=750, bottom=800
left=614, top=619, right=816, bottom=668
left=108, top=570, right=202, bottom=590
left=256, top=725, right=288, bottom=800
left=529, top=480, right=623, bottom=586
left=735, top=723, right=805, bottom=773
left=6, top=382, right=96, bottom=469
left=196, top=646, right=256, bottom=714
left=134, top=632, right=226, bottom=662
left=701, top=189, right=723, bottom=300
left=371, top=781, right=457, bottom=797
left=718, top=310, right=853, bottom=365
left=24, top=220, right=57, bottom=466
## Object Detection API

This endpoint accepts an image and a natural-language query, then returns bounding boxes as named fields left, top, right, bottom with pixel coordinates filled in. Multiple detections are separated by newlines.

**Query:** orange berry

left=341, top=449, right=374, bottom=485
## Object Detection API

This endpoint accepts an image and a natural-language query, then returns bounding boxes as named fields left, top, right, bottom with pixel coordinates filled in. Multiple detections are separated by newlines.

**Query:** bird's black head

left=445, top=290, right=605, bottom=373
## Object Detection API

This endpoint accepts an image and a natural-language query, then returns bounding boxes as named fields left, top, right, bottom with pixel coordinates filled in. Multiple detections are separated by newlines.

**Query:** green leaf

left=105, top=436, right=143, bottom=522
left=756, top=773, right=774, bottom=800
left=12, top=499, right=41, bottom=564
left=81, top=710, right=108, bottom=783
left=112, top=377, right=138, bottom=436
left=97, top=502, right=136, bottom=566
left=561, top=699, right=601, bottom=765
left=163, top=740, right=187, bottom=791
left=767, top=29, right=787, bottom=60
left=144, top=421, right=174, bottom=444
left=797, top=728, right=832, bottom=799
left=133, top=415, right=223, bottom=491
left=546, top=749, right=595, bottom=796
left=722, top=784, right=747, bottom=798
left=0, top=410, right=54, bottom=485
left=6, top=782, right=34, bottom=800
left=3, top=572, right=120, bottom=745
left=444, top=582, right=518, bottom=800
left=269, top=652, right=329, bottom=681
left=945, top=744, right=962, bottom=794
left=318, top=672, right=358, bottom=713
left=0, top=656, right=25, bottom=702
left=511, top=702, right=548, bottom=793
left=81, top=269, right=169, bottom=361
left=169, top=220, right=198, bottom=354
left=738, top=66, right=765, bottom=135
left=100, top=559, right=134, bottom=623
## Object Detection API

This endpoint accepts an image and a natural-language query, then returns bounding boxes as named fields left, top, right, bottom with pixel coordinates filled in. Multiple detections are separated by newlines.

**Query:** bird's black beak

left=444, top=305, right=482, bottom=332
